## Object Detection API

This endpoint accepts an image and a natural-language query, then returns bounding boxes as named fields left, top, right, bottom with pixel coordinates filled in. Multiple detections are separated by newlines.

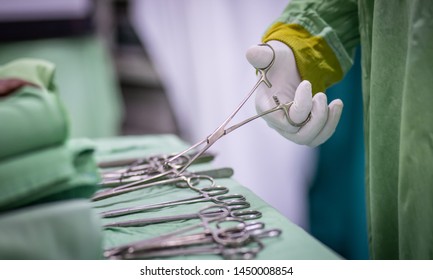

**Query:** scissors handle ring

left=200, top=186, right=229, bottom=197
left=225, top=201, right=250, bottom=211
left=221, top=239, right=264, bottom=260
left=230, top=210, right=262, bottom=220
left=215, top=194, right=246, bottom=202
left=274, top=99, right=311, bottom=127
left=198, top=205, right=230, bottom=221
left=250, top=228, right=282, bottom=239
left=256, top=43, right=276, bottom=88
left=175, top=174, right=215, bottom=189
left=212, top=218, right=250, bottom=246
left=244, top=221, right=265, bottom=231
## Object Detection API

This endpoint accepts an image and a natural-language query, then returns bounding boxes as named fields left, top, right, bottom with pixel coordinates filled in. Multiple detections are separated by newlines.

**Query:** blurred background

left=0, top=0, right=368, bottom=259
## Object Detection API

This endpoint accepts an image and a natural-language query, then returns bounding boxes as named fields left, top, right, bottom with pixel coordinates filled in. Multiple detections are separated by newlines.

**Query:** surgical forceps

left=100, top=185, right=246, bottom=218
left=100, top=154, right=192, bottom=179
left=165, top=43, right=304, bottom=173
left=97, top=154, right=196, bottom=191
left=100, top=152, right=216, bottom=186
left=103, top=204, right=261, bottom=227
left=104, top=205, right=232, bottom=258
left=146, top=221, right=267, bottom=249
left=92, top=174, right=215, bottom=201
left=106, top=219, right=281, bottom=260
left=99, top=167, right=233, bottom=188
left=121, top=240, right=263, bottom=260
left=98, top=152, right=214, bottom=169
left=121, top=229, right=281, bottom=260
left=131, top=221, right=272, bottom=250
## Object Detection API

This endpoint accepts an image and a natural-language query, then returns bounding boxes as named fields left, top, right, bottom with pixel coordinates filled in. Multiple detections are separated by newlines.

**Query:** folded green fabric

left=0, top=37, right=123, bottom=138
left=35, top=139, right=101, bottom=205
left=0, top=199, right=103, bottom=259
left=0, top=59, right=68, bottom=160
left=0, top=138, right=100, bottom=211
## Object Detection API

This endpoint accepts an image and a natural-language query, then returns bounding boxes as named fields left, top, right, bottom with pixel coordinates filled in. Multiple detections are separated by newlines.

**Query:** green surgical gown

left=264, top=0, right=433, bottom=259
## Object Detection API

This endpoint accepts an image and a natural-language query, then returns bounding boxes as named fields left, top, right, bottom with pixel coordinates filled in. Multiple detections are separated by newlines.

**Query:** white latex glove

left=246, top=40, right=343, bottom=147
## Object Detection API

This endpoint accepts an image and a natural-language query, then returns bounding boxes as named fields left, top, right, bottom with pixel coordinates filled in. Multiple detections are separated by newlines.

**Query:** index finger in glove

left=289, top=80, right=313, bottom=124
left=291, top=92, right=328, bottom=145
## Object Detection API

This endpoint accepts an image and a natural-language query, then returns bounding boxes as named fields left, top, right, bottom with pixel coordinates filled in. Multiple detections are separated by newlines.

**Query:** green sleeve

left=263, top=0, right=359, bottom=93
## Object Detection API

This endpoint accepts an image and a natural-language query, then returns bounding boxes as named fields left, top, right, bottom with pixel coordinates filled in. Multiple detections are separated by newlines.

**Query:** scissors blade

left=100, top=194, right=211, bottom=218
left=92, top=176, right=182, bottom=201
left=104, top=206, right=229, bottom=228
left=98, top=152, right=215, bottom=169
left=103, top=212, right=201, bottom=227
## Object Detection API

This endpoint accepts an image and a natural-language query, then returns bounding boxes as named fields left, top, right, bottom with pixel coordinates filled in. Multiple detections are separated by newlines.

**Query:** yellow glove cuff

left=263, top=22, right=343, bottom=94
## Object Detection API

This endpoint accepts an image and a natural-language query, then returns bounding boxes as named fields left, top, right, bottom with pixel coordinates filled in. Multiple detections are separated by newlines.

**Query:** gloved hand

left=246, top=40, right=343, bottom=147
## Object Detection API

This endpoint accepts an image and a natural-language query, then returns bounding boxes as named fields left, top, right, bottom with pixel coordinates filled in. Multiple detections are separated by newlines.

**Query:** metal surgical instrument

left=104, top=205, right=232, bottom=258
left=103, top=205, right=262, bottom=227
left=119, top=240, right=263, bottom=260
left=98, top=152, right=214, bottom=169
left=97, top=154, right=193, bottom=191
left=100, top=185, right=246, bottom=218
left=131, top=221, right=272, bottom=251
left=119, top=227, right=282, bottom=260
left=92, top=174, right=215, bottom=201
left=100, top=154, right=194, bottom=180
left=99, top=152, right=217, bottom=189
left=143, top=221, right=267, bottom=250
left=106, top=219, right=281, bottom=260
left=99, top=167, right=233, bottom=188
left=165, top=43, right=306, bottom=173
left=139, top=223, right=281, bottom=260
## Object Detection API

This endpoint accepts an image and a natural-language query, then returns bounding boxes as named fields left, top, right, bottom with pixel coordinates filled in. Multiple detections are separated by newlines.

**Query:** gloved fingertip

left=329, top=99, right=344, bottom=114
left=330, top=98, right=343, bottom=107
left=295, top=81, right=314, bottom=104
left=246, top=45, right=274, bottom=69
left=298, top=80, right=312, bottom=92
left=313, top=92, right=328, bottom=103
left=291, top=81, right=314, bottom=122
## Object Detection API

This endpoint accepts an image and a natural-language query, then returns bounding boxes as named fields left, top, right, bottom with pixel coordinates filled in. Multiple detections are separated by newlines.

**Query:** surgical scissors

left=100, top=185, right=246, bottom=218
left=103, top=204, right=261, bottom=227
left=165, top=43, right=304, bottom=173
left=92, top=174, right=215, bottom=201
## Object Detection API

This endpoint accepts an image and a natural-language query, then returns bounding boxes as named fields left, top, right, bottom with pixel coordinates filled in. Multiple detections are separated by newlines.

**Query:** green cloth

left=276, top=0, right=433, bottom=259
left=0, top=200, right=103, bottom=260
left=93, top=135, right=341, bottom=260
left=0, top=59, right=68, bottom=160
left=0, top=36, right=123, bottom=138
left=0, top=59, right=100, bottom=211
left=0, top=139, right=100, bottom=211
left=0, top=57, right=104, bottom=259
